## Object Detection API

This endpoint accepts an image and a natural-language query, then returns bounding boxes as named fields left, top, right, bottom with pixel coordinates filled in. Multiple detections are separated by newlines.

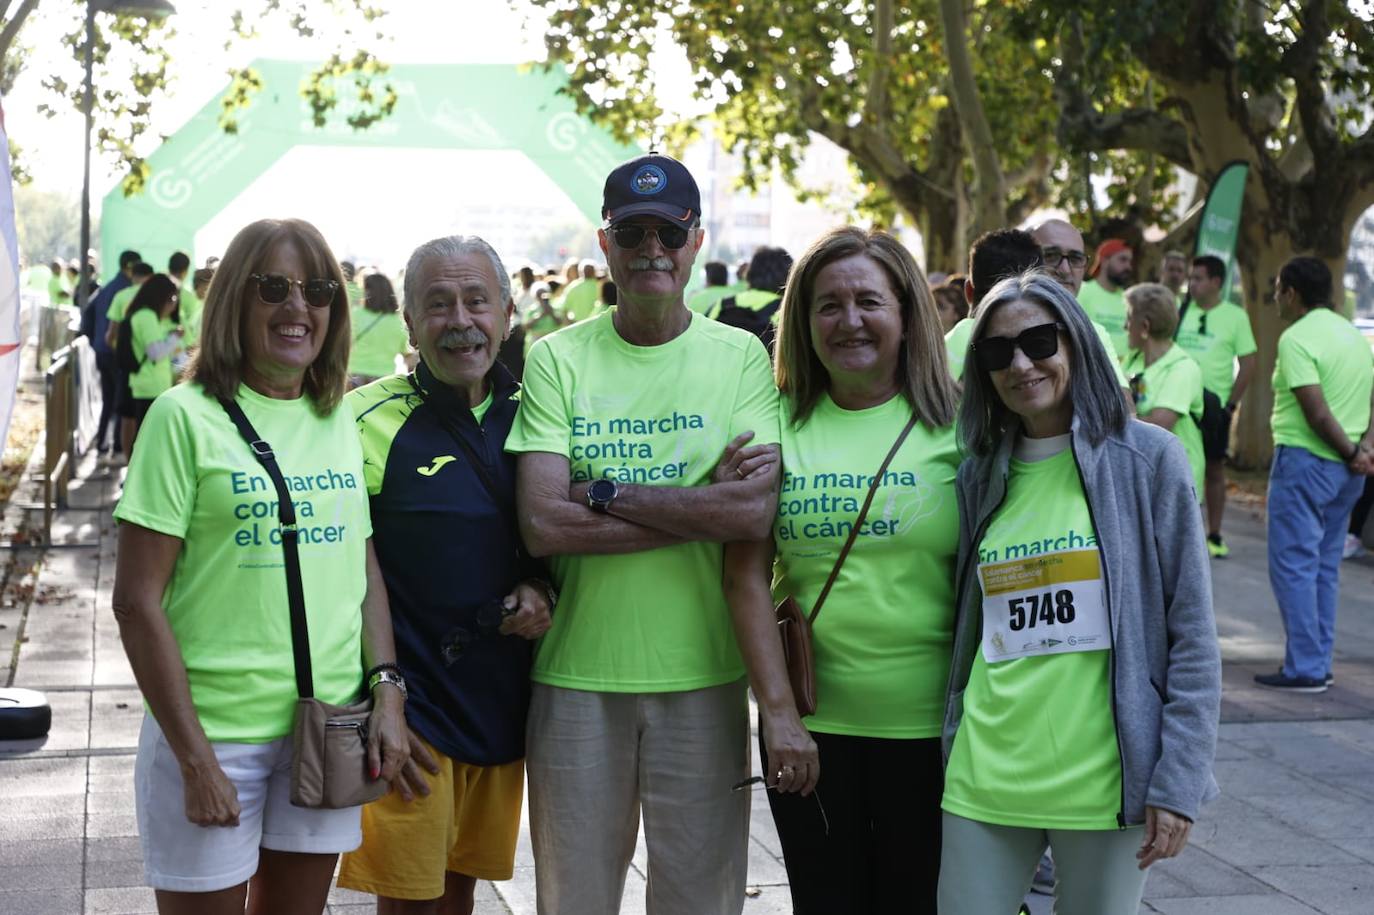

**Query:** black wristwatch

left=587, top=478, right=619, bottom=513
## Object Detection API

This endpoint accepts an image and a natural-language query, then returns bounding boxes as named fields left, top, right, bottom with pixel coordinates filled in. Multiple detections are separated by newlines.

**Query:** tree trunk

left=1230, top=236, right=1288, bottom=469
left=938, top=0, right=1007, bottom=239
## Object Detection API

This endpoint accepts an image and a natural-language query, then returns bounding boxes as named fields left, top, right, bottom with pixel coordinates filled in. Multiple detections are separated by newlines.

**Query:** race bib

left=978, top=548, right=1110, bottom=663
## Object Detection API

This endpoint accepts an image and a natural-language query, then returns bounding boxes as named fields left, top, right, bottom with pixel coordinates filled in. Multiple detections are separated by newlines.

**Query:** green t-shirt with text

left=128, top=310, right=179, bottom=400
left=107, top=286, right=137, bottom=323
left=112, top=383, right=373, bottom=742
left=348, top=307, right=410, bottom=378
left=1174, top=301, right=1256, bottom=403
left=506, top=310, right=780, bottom=692
left=1123, top=345, right=1206, bottom=501
left=773, top=393, right=958, bottom=737
left=1272, top=307, right=1374, bottom=462
left=1078, top=281, right=1128, bottom=359
left=943, top=445, right=1122, bottom=829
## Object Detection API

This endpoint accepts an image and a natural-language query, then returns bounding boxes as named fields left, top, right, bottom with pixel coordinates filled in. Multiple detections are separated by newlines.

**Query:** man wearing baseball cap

left=1079, top=238, right=1135, bottom=358
left=505, top=153, right=781, bottom=914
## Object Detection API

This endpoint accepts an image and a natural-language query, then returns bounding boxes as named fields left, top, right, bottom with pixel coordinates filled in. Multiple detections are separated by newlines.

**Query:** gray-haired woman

left=937, top=272, right=1221, bottom=915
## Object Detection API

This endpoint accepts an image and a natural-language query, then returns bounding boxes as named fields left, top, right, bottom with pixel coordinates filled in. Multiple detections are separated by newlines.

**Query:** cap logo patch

left=630, top=164, right=668, bottom=196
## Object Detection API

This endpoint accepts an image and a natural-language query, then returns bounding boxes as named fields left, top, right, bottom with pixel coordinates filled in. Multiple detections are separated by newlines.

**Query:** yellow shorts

left=337, top=738, right=524, bottom=899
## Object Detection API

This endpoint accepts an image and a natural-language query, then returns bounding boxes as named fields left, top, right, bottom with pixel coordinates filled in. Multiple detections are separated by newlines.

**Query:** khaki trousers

left=527, top=680, right=750, bottom=915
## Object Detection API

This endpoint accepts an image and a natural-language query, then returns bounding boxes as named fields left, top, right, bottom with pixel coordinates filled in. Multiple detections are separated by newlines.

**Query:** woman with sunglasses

left=347, top=270, right=411, bottom=388
left=722, top=226, right=960, bottom=913
left=938, top=272, right=1220, bottom=915
left=112, top=218, right=409, bottom=915
left=121, top=272, right=184, bottom=452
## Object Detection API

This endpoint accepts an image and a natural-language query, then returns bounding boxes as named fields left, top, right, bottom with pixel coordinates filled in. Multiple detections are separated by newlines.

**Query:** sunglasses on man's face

left=250, top=273, right=339, bottom=309
left=608, top=223, right=691, bottom=251
left=972, top=321, right=1067, bottom=372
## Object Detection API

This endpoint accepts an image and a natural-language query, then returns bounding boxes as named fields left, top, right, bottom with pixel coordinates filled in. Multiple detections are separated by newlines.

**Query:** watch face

left=589, top=479, right=617, bottom=503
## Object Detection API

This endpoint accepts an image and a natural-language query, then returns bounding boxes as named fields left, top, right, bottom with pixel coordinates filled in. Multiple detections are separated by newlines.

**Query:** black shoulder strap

left=1173, top=295, right=1192, bottom=341
left=217, top=396, right=314, bottom=699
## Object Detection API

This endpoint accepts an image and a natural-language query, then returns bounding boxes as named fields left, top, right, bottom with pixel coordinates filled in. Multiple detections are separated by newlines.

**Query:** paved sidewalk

left=3, top=458, right=1373, bottom=914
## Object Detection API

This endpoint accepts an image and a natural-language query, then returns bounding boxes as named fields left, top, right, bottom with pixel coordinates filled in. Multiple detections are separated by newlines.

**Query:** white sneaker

left=1342, top=533, right=1364, bottom=560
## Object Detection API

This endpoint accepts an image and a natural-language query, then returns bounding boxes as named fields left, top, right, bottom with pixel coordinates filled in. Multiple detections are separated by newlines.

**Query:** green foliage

left=13, top=185, right=85, bottom=260
left=526, top=0, right=1061, bottom=228
left=10, top=0, right=396, bottom=198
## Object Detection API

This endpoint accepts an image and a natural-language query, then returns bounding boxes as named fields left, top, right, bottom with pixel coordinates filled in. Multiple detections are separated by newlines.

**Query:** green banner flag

left=1193, top=161, right=1249, bottom=302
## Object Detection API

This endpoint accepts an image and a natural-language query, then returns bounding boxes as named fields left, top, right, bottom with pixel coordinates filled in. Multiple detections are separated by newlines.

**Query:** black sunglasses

left=972, top=321, right=1066, bottom=372
left=608, top=223, right=691, bottom=251
left=439, top=599, right=515, bottom=666
left=1040, top=247, right=1087, bottom=270
left=250, top=273, right=339, bottom=309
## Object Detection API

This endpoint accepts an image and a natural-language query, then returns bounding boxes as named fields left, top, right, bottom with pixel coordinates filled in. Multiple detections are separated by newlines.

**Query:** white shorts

left=135, top=713, right=362, bottom=893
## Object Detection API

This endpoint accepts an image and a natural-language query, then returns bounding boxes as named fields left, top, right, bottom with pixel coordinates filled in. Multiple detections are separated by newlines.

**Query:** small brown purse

left=775, top=414, right=918, bottom=717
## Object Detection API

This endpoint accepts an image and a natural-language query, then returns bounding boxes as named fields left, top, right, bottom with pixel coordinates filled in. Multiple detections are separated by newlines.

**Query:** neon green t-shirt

left=708, top=288, right=781, bottom=323
left=48, top=275, right=71, bottom=304
left=107, top=286, right=137, bottom=323
left=773, top=392, right=958, bottom=737
left=945, top=318, right=974, bottom=380
left=686, top=285, right=733, bottom=315
left=1174, top=301, right=1256, bottom=403
left=1078, top=281, right=1128, bottom=359
left=506, top=310, right=780, bottom=692
left=128, top=310, right=180, bottom=400
left=554, top=277, right=600, bottom=324
left=1123, top=345, right=1206, bottom=501
left=946, top=316, right=1128, bottom=388
left=348, top=307, right=410, bottom=378
left=943, top=442, right=1122, bottom=829
left=112, top=383, right=373, bottom=742
left=178, top=285, right=202, bottom=346
left=1272, top=307, right=1374, bottom=462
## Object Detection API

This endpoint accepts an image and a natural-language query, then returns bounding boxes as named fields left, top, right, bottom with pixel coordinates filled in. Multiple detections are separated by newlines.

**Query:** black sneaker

left=1254, top=672, right=1327, bottom=693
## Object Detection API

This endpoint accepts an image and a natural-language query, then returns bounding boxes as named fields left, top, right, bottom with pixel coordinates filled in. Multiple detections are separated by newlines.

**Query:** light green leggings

left=937, top=813, right=1150, bottom=915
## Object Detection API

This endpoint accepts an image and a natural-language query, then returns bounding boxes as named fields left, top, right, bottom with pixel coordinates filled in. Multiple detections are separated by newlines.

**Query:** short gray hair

left=959, top=270, right=1129, bottom=456
left=402, top=235, right=511, bottom=314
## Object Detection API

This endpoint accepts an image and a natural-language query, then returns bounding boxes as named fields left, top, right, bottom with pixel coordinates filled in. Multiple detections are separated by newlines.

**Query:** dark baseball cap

left=602, top=153, right=701, bottom=225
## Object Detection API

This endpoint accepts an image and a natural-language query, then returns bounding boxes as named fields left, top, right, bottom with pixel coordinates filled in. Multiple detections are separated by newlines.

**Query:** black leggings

left=1350, top=476, right=1374, bottom=538
left=761, top=727, right=944, bottom=914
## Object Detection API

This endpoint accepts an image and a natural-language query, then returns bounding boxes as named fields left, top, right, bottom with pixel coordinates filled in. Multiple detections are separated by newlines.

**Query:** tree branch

left=0, top=0, right=39, bottom=63
left=864, top=0, right=893, bottom=126
left=1053, top=19, right=1194, bottom=169
left=939, top=0, right=1005, bottom=231
left=1281, top=0, right=1340, bottom=172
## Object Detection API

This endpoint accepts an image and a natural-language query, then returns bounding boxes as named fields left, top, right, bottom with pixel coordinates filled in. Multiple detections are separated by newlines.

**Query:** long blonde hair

left=189, top=218, right=351, bottom=415
left=774, top=226, right=958, bottom=429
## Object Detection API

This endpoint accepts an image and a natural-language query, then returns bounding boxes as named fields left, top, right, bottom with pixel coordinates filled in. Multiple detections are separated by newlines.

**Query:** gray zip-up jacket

left=943, top=418, right=1221, bottom=826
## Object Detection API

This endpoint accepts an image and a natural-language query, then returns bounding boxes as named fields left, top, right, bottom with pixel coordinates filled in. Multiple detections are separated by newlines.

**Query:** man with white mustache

left=339, top=236, right=555, bottom=913
left=507, top=153, right=782, bottom=915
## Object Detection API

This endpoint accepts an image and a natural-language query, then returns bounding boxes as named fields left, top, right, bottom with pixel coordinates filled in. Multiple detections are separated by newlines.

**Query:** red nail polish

left=370, top=765, right=380, bottom=780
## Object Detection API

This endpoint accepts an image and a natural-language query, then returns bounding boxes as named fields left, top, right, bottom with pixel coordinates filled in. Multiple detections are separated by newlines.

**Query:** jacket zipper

left=1069, top=435, right=1128, bottom=829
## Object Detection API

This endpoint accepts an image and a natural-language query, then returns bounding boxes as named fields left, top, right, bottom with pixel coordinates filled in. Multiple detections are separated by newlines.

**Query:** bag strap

left=1173, top=295, right=1191, bottom=341
left=405, top=371, right=510, bottom=513
left=807, top=412, right=919, bottom=625
left=217, top=396, right=315, bottom=699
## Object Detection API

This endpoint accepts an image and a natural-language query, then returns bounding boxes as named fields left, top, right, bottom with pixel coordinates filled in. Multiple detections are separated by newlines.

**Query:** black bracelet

left=364, top=662, right=401, bottom=682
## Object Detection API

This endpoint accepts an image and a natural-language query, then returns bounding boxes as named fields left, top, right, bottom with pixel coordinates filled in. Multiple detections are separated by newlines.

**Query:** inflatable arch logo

left=99, top=60, right=640, bottom=271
